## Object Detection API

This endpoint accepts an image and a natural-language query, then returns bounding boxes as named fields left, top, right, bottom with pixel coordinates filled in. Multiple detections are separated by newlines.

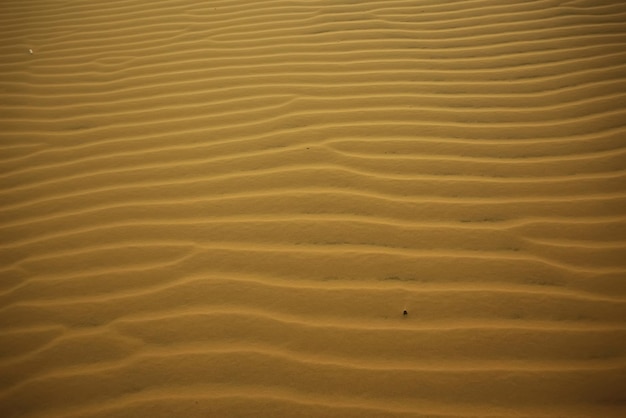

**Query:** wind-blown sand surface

left=1, top=0, right=626, bottom=417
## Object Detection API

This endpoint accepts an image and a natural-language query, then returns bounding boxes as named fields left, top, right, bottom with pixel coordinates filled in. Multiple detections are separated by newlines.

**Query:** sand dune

left=1, top=0, right=625, bottom=417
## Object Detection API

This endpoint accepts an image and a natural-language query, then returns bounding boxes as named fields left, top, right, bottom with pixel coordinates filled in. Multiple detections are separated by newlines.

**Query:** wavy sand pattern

left=1, top=0, right=626, bottom=417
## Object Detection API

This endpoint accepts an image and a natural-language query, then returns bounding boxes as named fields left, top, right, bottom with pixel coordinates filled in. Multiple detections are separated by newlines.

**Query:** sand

left=1, top=0, right=625, bottom=417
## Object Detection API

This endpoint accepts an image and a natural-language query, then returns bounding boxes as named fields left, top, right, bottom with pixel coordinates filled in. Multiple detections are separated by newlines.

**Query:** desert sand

left=1, top=0, right=625, bottom=417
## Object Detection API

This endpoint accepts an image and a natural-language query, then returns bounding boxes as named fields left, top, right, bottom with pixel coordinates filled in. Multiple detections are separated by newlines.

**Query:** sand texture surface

left=1, top=0, right=626, bottom=417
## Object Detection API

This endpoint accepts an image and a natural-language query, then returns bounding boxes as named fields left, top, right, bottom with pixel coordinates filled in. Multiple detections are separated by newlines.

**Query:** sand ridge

left=1, top=0, right=626, bottom=417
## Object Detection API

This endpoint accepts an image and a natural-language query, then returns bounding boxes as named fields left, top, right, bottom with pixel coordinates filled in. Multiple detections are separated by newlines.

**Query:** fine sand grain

left=1, top=0, right=625, bottom=417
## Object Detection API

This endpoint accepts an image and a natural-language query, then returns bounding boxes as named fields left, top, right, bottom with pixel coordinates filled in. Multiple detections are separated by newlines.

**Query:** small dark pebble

left=403, top=310, right=408, bottom=316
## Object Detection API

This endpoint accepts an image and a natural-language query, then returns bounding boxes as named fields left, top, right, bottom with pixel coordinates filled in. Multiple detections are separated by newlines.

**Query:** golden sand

left=1, top=0, right=625, bottom=417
